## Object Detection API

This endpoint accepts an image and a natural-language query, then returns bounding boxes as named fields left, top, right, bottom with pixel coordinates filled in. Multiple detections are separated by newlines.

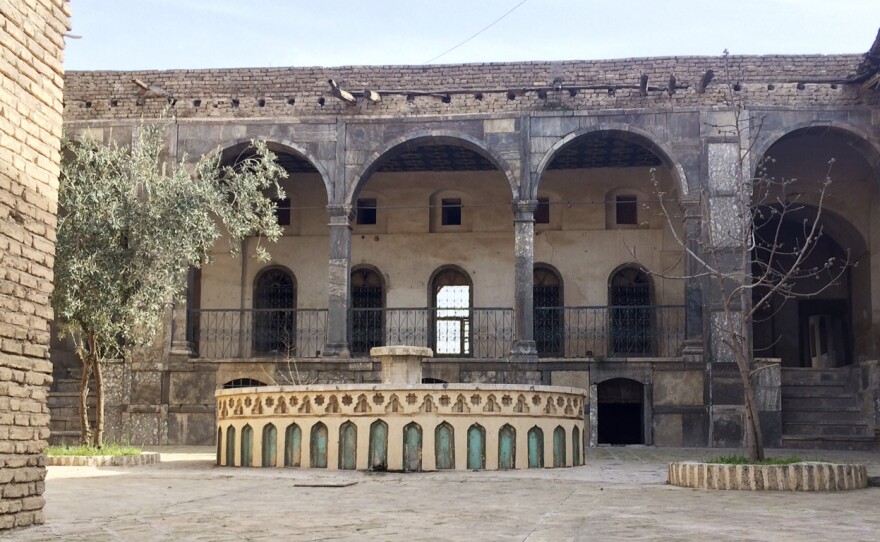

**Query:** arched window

left=310, top=422, right=328, bottom=468
left=467, top=423, right=486, bottom=470
left=527, top=426, right=544, bottom=468
left=609, top=267, right=653, bottom=355
left=369, top=420, right=389, bottom=471
left=338, top=422, right=357, bottom=470
left=222, top=378, right=266, bottom=389
left=498, top=425, right=516, bottom=470
left=253, top=267, right=296, bottom=355
left=262, top=424, right=277, bottom=467
left=431, top=267, right=472, bottom=356
left=434, top=422, right=455, bottom=469
left=240, top=425, right=254, bottom=467
left=350, top=267, right=384, bottom=355
left=534, top=265, right=563, bottom=357
left=403, top=422, right=423, bottom=472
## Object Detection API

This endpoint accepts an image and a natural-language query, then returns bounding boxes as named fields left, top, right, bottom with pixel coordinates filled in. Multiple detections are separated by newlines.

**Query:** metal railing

left=348, top=307, right=515, bottom=359
left=189, top=308, right=328, bottom=359
left=534, top=305, right=685, bottom=358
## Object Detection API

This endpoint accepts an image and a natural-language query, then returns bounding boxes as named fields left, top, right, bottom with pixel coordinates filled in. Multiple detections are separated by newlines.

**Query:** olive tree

left=53, top=119, right=286, bottom=447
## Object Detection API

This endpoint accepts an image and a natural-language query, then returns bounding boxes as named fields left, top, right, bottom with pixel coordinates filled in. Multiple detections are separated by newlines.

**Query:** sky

left=64, top=0, right=879, bottom=70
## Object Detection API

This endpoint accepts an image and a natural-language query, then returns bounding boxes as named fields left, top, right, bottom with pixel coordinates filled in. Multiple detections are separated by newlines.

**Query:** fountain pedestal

left=370, top=346, right=433, bottom=385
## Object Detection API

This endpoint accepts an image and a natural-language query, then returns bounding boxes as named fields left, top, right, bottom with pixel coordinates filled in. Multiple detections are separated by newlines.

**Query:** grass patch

left=703, top=455, right=826, bottom=465
left=46, top=444, right=142, bottom=457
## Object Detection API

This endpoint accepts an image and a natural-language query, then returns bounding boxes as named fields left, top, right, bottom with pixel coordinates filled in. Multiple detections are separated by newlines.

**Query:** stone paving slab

left=4, top=447, right=880, bottom=541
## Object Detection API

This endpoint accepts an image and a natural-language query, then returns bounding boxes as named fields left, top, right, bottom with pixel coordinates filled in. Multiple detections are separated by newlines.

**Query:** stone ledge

left=46, top=452, right=160, bottom=467
left=668, top=461, right=867, bottom=491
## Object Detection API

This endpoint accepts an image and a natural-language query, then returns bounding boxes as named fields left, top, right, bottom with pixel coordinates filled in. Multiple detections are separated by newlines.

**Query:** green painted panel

left=216, top=428, right=222, bottom=466
left=467, top=425, right=485, bottom=470
left=285, top=424, right=301, bottom=467
left=339, top=422, right=358, bottom=470
left=434, top=423, right=455, bottom=470
left=310, top=423, right=328, bottom=468
left=572, top=427, right=581, bottom=466
left=369, top=421, right=388, bottom=471
left=262, top=424, right=277, bottom=467
left=225, top=426, right=235, bottom=466
left=528, top=427, right=544, bottom=468
left=241, top=425, right=253, bottom=467
left=498, top=425, right=516, bottom=470
left=403, top=423, right=422, bottom=472
left=553, top=426, right=566, bottom=467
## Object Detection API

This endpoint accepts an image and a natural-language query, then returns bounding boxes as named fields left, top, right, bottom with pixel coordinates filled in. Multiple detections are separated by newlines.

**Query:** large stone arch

left=531, top=125, right=690, bottom=199
left=752, top=122, right=880, bottom=182
left=214, top=137, right=333, bottom=202
left=345, top=130, right=520, bottom=208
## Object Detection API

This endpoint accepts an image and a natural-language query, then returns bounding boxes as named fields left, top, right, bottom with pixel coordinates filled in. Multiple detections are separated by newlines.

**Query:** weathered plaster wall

left=0, top=0, right=69, bottom=530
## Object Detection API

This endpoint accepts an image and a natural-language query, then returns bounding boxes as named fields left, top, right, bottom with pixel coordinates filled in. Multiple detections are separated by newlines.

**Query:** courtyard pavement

left=5, top=446, right=880, bottom=541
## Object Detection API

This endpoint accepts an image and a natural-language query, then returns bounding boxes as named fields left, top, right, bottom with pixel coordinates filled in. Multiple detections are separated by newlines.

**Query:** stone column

left=510, top=199, right=538, bottom=361
left=680, top=199, right=704, bottom=360
left=169, top=268, right=197, bottom=357
left=324, top=205, right=353, bottom=357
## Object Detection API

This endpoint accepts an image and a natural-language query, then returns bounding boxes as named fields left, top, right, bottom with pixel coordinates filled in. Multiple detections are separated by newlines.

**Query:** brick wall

left=63, top=53, right=878, bottom=122
left=0, top=0, right=69, bottom=530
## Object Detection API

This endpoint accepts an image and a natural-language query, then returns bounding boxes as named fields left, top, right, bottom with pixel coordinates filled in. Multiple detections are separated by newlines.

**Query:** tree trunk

left=78, top=353, right=92, bottom=445
left=92, top=354, right=105, bottom=449
left=739, top=365, right=765, bottom=462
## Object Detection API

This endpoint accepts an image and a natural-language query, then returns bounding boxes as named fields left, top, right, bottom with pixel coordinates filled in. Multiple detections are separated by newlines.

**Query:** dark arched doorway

left=534, top=265, right=563, bottom=357
left=253, top=267, right=296, bottom=355
left=350, top=267, right=384, bottom=356
left=597, top=378, right=645, bottom=445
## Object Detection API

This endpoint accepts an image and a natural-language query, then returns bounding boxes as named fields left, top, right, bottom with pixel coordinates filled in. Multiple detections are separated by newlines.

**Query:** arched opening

left=534, top=265, right=563, bottom=357
left=261, top=424, right=277, bottom=467
left=498, top=424, right=516, bottom=470
left=253, top=266, right=296, bottom=355
left=222, top=378, right=266, bottom=389
left=466, top=424, right=486, bottom=470
left=369, top=420, right=389, bottom=471
left=284, top=423, right=302, bottom=467
left=350, top=267, right=384, bottom=356
left=552, top=426, right=567, bottom=467
left=225, top=426, right=235, bottom=466
left=572, top=426, right=581, bottom=466
left=527, top=426, right=544, bottom=468
left=402, top=422, right=423, bottom=472
left=338, top=421, right=357, bottom=470
left=597, top=378, right=645, bottom=445
left=609, top=266, right=653, bottom=356
left=216, top=427, right=222, bottom=466
left=240, top=425, right=254, bottom=467
left=753, top=127, right=878, bottom=366
left=310, top=422, right=328, bottom=468
left=434, top=422, right=455, bottom=469
left=431, top=267, right=472, bottom=356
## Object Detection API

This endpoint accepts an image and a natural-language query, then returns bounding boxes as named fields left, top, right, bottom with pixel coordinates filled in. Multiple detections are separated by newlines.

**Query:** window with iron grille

left=535, top=197, right=550, bottom=224
left=350, top=268, right=383, bottom=355
left=441, top=198, right=462, bottom=226
left=534, top=266, right=562, bottom=356
left=610, top=267, right=651, bottom=355
left=356, top=198, right=377, bottom=225
left=253, top=268, right=296, bottom=355
left=615, top=195, right=637, bottom=225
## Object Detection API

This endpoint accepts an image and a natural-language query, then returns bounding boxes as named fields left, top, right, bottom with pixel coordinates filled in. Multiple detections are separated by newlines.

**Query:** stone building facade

left=1, top=0, right=70, bottom=530
left=56, top=33, right=880, bottom=452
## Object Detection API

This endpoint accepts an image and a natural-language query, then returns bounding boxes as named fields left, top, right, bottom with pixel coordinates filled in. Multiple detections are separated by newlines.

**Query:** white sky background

left=65, top=0, right=879, bottom=70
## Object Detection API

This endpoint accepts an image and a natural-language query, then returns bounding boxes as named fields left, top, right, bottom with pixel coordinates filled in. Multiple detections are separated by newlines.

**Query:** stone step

left=48, top=430, right=86, bottom=446
left=782, top=396, right=859, bottom=410
left=782, top=408, right=864, bottom=424
left=780, top=384, right=850, bottom=398
left=52, top=378, right=95, bottom=394
left=782, top=422, right=871, bottom=437
left=781, top=434, right=877, bottom=452
left=780, top=368, right=852, bottom=385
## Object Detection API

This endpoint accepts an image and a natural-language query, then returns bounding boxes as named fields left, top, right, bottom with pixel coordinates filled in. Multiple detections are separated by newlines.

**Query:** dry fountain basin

left=216, top=346, right=586, bottom=470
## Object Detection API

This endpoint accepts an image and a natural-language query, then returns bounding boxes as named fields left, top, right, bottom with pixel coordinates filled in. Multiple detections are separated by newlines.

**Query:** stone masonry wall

left=63, top=53, right=879, bottom=122
left=0, top=0, right=69, bottom=530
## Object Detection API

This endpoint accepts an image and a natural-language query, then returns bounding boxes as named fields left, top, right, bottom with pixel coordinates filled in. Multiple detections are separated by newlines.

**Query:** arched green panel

left=369, top=420, right=388, bottom=471
left=262, top=424, right=277, bottom=467
left=285, top=424, right=302, bottom=467
left=403, top=423, right=422, bottom=472
left=225, top=426, right=235, bottom=466
left=467, top=424, right=486, bottom=470
left=310, top=423, right=328, bottom=468
left=216, top=428, right=222, bottom=466
left=434, top=422, right=455, bottom=470
left=339, top=422, right=358, bottom=470
left=528, top=426, right=544, bottom=468
left=572, top=426, right=581, bottom=466
left=553, top=426, right=566, bottom=467
left=498, top=424, right=516, bottom=470
left=241, top=425, right=254, bottom=467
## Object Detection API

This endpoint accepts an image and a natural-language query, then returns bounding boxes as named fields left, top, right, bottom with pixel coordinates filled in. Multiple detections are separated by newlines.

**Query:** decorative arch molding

left=214, top=137, right=333, bottom=202
left=752, top=122, right=880, bottom=183
left=345, top=130, right=520, bottom=207
left=532, top=125, right=690, bottom=199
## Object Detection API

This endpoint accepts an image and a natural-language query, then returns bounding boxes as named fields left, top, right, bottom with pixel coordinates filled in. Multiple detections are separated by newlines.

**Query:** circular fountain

left=216, top=346, right=586, bottom=470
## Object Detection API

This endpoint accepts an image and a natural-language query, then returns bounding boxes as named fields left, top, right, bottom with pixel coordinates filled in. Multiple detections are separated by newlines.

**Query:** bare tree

left=645, top=53, right=849, bottom=461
